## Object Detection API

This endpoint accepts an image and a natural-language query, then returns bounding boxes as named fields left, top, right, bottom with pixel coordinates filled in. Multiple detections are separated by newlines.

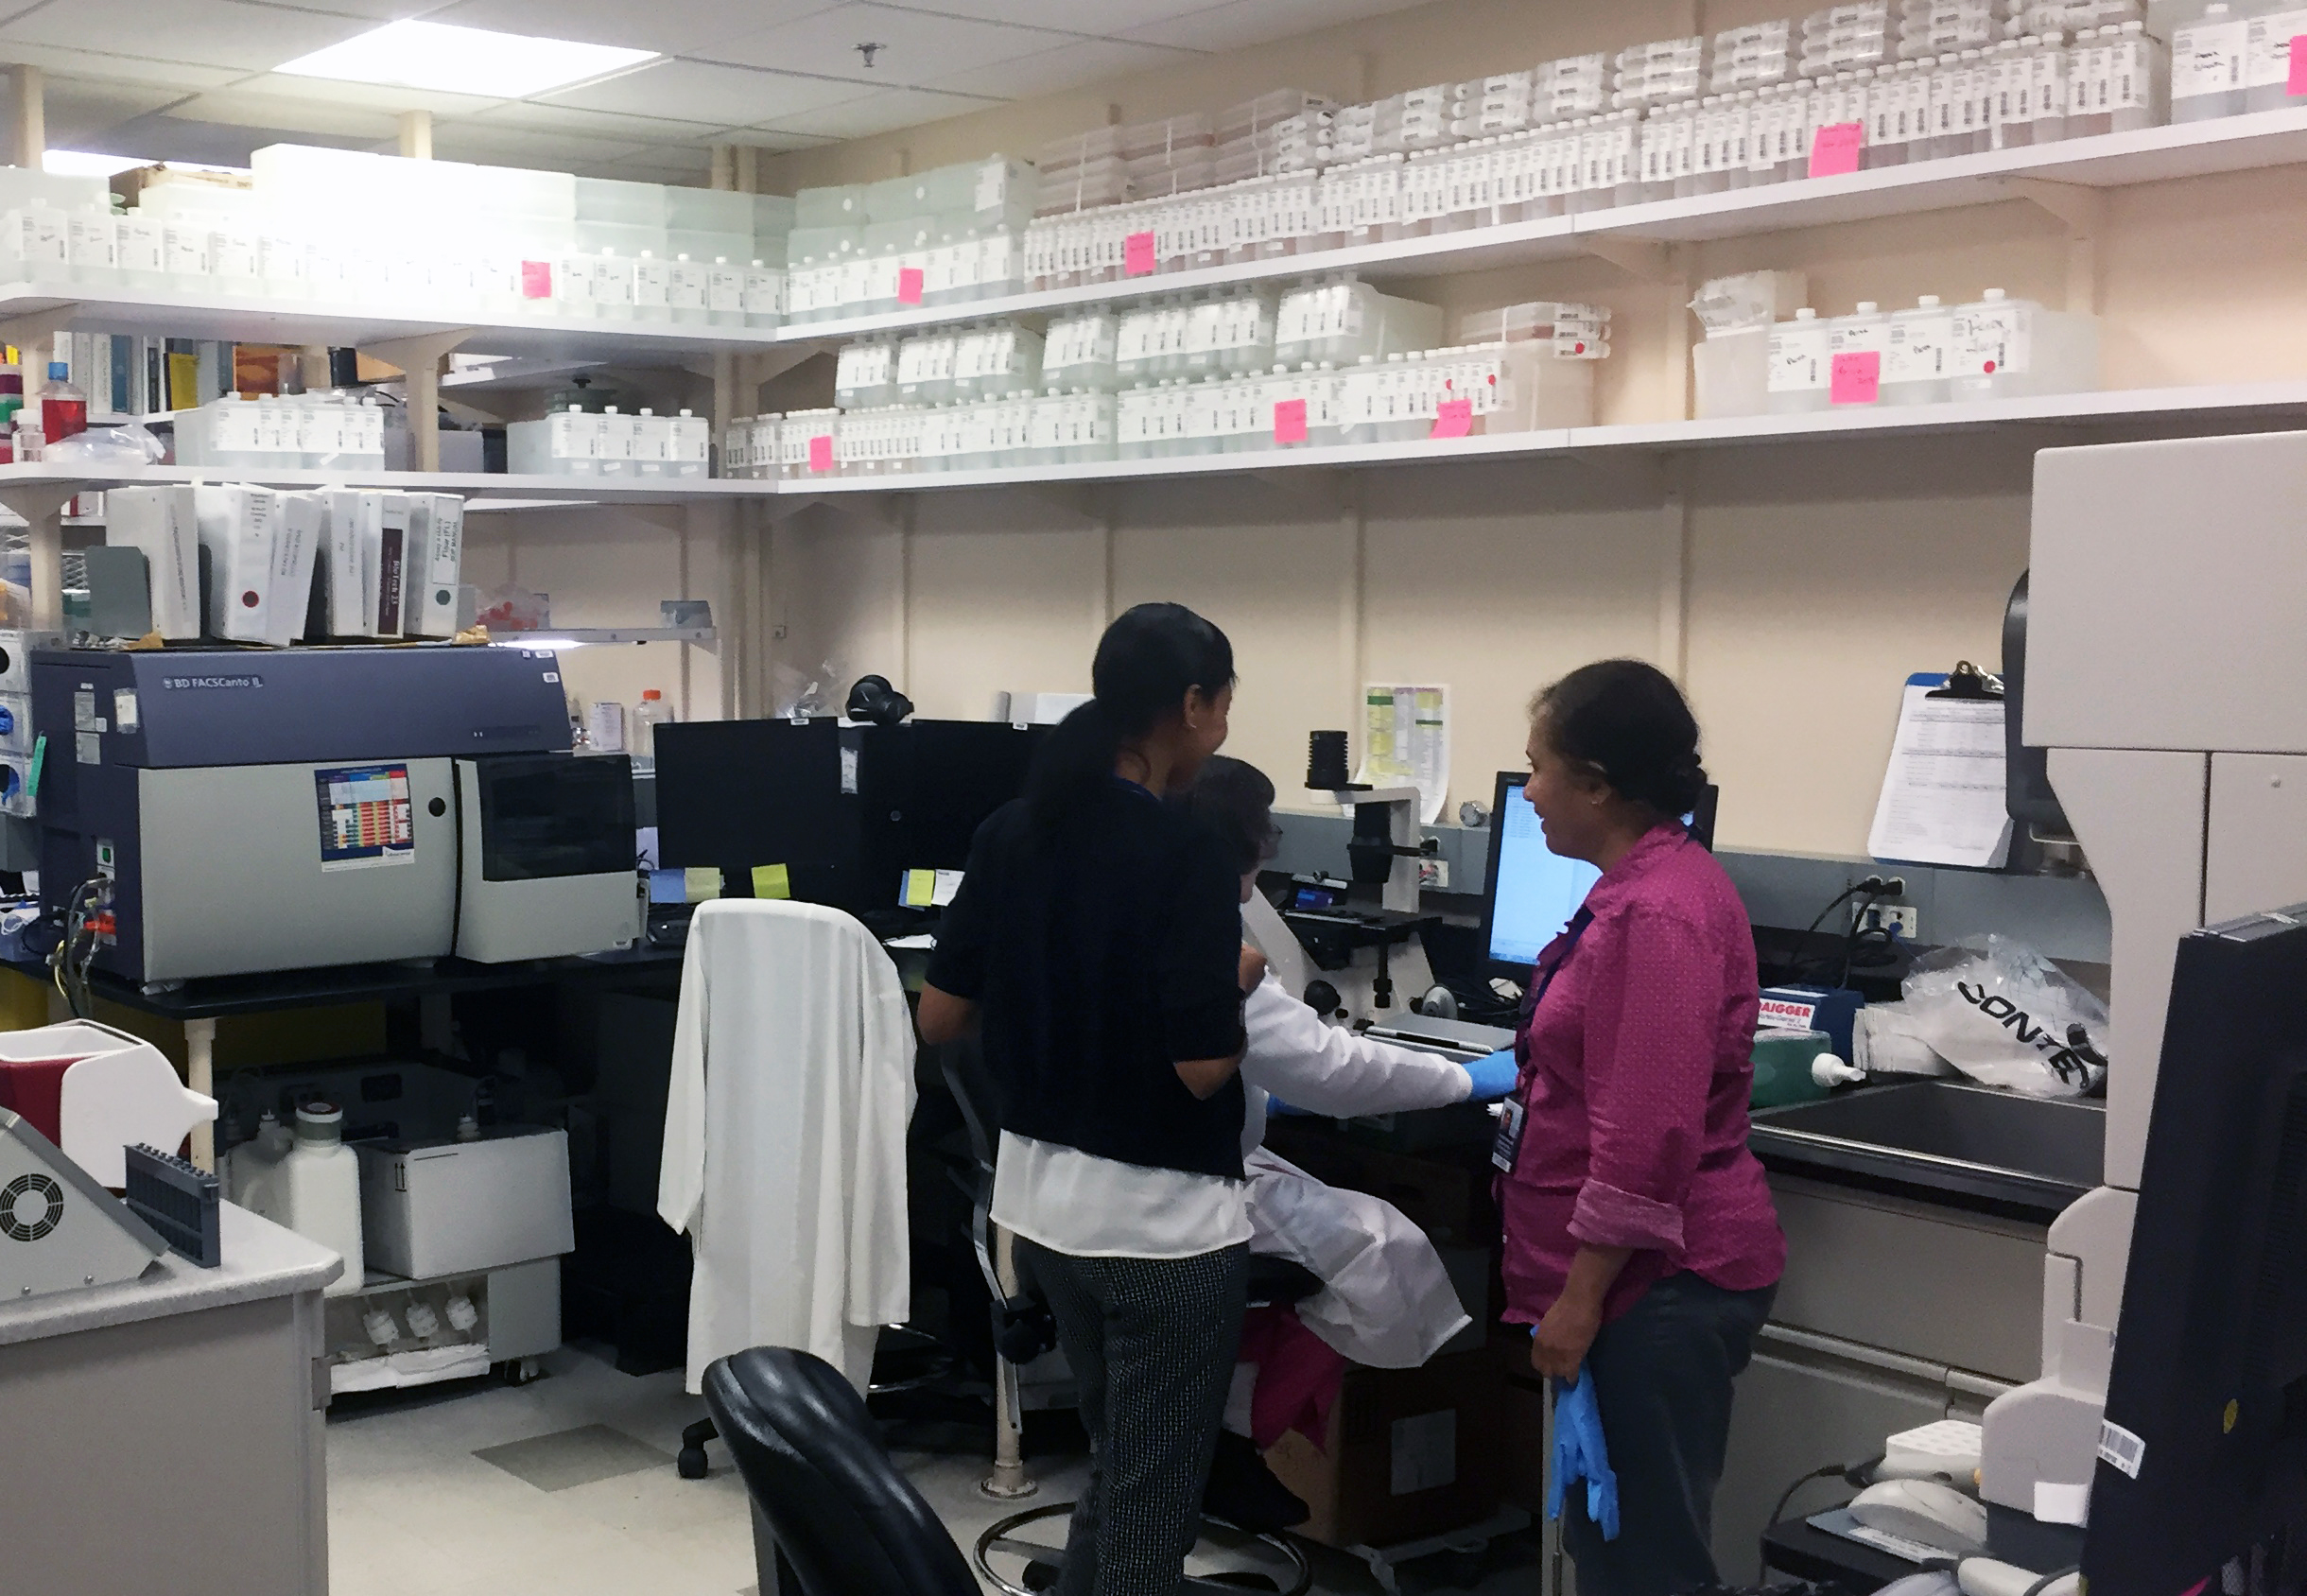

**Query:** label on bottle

left=116, top=217, right=164, bottom=274
left=1884, top=313, right=1954, bottom=383
left=1955, top=304, right=2032, bottom=376
left=2246, top=12, right=2307, bottom=88
left=2174, top=19, right=2247, bottom=99
left=1767, top=321, right=1830, bottom=392
left=67, top=213, right=115, bottom=269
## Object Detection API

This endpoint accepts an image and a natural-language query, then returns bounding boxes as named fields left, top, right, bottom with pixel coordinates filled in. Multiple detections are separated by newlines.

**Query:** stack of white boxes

left=0, top=629, right=56, bottom=818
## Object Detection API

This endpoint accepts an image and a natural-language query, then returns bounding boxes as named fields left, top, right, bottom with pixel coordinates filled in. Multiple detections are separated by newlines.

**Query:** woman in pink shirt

left=1497, top=659, right=1786, bottom=1596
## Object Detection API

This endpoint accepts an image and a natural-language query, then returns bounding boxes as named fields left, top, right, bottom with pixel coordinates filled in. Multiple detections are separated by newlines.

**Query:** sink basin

left=1749, top=1079, right=2106, bottom=1220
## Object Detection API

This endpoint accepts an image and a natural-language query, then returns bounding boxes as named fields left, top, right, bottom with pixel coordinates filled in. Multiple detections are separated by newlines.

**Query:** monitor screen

left=1483, top=772, right=1604, bottom=972
left=1481, top=772, right=1719, bottom=976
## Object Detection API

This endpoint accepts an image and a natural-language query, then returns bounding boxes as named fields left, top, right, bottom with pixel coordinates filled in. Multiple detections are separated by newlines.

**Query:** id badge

left=1491, top=1096, right=1527, bottom=1173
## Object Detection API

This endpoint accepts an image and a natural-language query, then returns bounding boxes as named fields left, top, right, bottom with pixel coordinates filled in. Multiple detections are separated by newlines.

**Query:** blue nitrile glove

left=1546, top=1363, right=1621, bottom=1541
left=1464, top=1049, right=1519, bottom=1101
left=1266, top=1096, right=1312, bottom=1117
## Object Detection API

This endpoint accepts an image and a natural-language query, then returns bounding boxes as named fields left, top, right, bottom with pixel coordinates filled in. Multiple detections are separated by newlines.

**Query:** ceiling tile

left=0, top=41, right=248, bottom=91
left=470, top=102, right=735, bottom=142
left=230, top=73, right=510, bottom=117
left=0, top=0, right=376, bottom=73
left=84, top=109, right=385, bottom=164
left=539, top=59, right=874, bottom=125
left=1122, top=0, right=1423, bottom=53
left=427, top=122, right=653, bottom=167
left=755, top=85, right=994, bottom=140
left=165, top=87, right=404, bottom=139
left=921, top=36, right=1197, bottom=99
left=716, top=127, right=838, bottom=151
left=896, top=0, right=1209, bottom=35
left=253, top=0, right=454, bottom=16
left=429, top=0, right=838, bottom=55
left=42, top=78, right=199, bottom=148
left=697, top=3, right=1068, bottom=86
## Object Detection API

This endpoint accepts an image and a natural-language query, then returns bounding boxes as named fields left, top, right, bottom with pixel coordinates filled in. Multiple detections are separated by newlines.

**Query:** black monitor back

left=653, top=717, right=1044, bottom=913
left=2086, top=906, right=2307, bottom=1594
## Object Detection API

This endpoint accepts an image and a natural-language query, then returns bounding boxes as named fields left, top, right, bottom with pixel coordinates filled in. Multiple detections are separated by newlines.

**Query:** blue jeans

left=1561, top=1272, right=1778, bottom=1596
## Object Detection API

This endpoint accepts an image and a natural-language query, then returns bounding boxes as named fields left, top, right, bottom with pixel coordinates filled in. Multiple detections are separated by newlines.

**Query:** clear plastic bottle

left=1767, top=306, right=1832, bottom=414
left=1882, top=294, right=1955, bottom=405
left=2172, top=3, right=2248, bottom=120
left=2113, top=21, right=2169, bottom=130
left=38, top=362, right=85, bottom=443
left=631, top=688, right=674, bottom=768
left=224, top=1109, right=295, bottom=1219
left=281, top=1102, right=364, bottom=1297
left=1827, top=300, right=1890, bottom=406
left=2034, top=33, right=2072, bottom=144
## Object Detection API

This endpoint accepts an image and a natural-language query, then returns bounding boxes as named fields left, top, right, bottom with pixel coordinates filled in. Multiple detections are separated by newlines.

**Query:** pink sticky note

left=807, top=434, right=834, bottom=473
left=1431, top=398, right=1473, bottom=441
left=1123, top=230, right=1157, bottom=277
left=1273, top=397, right=1309, bottom=444
left=897, top=266, right=925, bottom=305
left=1830, top=350, right=1882, bottom=406
left=1808, top=121, right=1865, bottom=180
left=2288, top=33, right=2307, bottom=95
left=520, top=260, right=552, bottom=299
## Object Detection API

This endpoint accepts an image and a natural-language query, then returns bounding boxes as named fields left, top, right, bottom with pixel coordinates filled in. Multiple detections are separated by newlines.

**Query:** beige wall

left=526, top=0, right=2307, bottom=857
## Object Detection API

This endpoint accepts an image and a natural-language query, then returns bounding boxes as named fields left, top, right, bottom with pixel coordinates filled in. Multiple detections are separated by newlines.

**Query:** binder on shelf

left=103, top=484, right=199, bottom=639
left=266, top=492, right=322, bottom=647
left=375, top=493, right=410, bottom=637
left=405, top=494, right=463, bottom=639
left=316, top=488, right=382, bottom=638
left=192, top=483, right=277, bottom=644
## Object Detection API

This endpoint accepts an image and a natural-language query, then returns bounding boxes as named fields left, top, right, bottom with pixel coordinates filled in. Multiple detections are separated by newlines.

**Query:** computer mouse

left=1959, top=1559, right=2079, bottom=1596
left=1849, top=1479, right=1990, bottom=1554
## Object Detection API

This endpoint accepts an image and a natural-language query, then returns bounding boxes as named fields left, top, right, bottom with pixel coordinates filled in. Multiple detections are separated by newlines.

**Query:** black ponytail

left=1026, top=603, right=1235, bottom=828
left=1533, top=659, right=1709, bottom=818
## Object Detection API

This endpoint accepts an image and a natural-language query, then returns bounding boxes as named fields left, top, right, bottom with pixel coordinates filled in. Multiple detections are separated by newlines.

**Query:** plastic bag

left=1899, top=936, right=2108, bottom=1098
left=42, top=424, right=165, bottom=467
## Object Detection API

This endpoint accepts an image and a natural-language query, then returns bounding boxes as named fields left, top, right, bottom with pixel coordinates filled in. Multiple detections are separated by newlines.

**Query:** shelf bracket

left=2001, top=179, right=2106, bottom=315
left=764, top=492, right=825, bottom=527
left=770, top=490, right=904, bottom=532
left=363, top=328, right=477, bottom=474
left=1008, top=481, right=1109, bottom=529
left=0, top=301, right=80, bottom=359
left=0, top=478, right=86, bottom=633
left=1573, top=234, right=1674, bottom=285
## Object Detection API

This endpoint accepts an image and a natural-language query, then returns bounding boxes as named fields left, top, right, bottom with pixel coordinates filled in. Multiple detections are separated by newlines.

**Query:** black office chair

left=704, top=1345, right=981, bottom=1596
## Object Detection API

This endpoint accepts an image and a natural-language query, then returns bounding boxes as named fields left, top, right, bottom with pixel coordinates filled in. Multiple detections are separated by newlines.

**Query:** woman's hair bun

left=1532, top=659, right=1707, bottom=819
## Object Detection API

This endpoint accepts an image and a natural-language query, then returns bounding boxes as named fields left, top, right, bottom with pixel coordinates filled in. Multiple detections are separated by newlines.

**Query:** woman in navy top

left=920, top=602, right=1260, bottom=1596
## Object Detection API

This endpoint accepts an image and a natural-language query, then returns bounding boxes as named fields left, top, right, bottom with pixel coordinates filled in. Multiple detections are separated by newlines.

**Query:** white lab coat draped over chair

left=658, top=900, right=917, bottom=1397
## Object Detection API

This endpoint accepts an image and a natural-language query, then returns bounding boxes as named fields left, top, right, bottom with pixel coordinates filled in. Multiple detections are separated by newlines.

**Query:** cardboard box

left=1263, top=1347, right=1506, bottom=1550
left=357, top=1125, right=574, bottom=1279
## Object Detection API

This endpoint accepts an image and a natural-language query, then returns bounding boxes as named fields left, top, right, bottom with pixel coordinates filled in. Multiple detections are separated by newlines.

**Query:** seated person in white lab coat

left=1181, top=756, right=1519, bottom=1530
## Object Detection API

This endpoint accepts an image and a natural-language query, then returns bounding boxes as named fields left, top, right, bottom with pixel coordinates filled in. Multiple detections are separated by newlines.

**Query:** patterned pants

left=1019, top=1239, right=1250, bottom=1596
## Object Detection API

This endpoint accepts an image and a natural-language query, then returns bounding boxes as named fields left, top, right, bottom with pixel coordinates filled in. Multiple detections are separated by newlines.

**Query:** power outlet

left=1856, top=902, right=1919, bottom=940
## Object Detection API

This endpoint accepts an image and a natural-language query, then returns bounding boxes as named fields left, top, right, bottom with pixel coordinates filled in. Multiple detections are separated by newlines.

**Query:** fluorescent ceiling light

left=274, top=20, right=657, bottom=99
left=43, top=150, right=151, bottom=176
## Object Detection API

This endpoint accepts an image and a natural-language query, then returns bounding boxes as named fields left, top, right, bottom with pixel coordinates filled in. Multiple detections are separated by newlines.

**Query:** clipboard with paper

left=1866, top=665, right=2014, bottom=870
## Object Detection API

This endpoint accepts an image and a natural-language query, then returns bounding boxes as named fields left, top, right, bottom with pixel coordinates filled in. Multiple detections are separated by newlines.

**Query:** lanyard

left=1495, top=904, right=1595, bottom=1174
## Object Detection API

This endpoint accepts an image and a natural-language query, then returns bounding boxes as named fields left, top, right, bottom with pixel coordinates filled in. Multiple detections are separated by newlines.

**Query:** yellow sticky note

left=902, top=868, right=938, bottom=909
left=684, top=866, right=722, bottom=904
left=752, top=863, right=791, bottom=900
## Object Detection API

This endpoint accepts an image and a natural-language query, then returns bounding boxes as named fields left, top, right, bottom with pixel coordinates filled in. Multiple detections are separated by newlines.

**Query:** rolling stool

left=970, top=1251, right=1321, bottom=1596
left=676, top=1327, right=957, bottom=1478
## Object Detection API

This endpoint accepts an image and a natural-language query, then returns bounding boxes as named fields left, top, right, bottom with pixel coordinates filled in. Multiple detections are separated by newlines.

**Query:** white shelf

left=777, top=107, right=2307, bottom=344
left=0, top=463, right=777, bottom=506
left=4, top=380, right=2305, bottom=513
left=0, top=283, right=783, bottom=364
left=9, top=111, right=2307, bottom=367
left=502, top=626, right=716, bottom=645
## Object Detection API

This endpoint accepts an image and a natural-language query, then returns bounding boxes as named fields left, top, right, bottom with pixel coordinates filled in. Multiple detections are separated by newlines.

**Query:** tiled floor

left=324, top=1344, right=1545, bottom=1595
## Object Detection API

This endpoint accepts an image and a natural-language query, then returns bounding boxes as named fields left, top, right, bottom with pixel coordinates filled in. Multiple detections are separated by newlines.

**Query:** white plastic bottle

left=1882, top=294, right=1955, bottom=405
left=2034, top=33, right=2072, bottom=144
left=280, top=1102, right=364, bottom=1298
left=1950, top=286, right=2102, bottom=401
left=1767, top=306, right=1832, bottom=414
left=631, top=688, right=674, bottom=768
left=2173, top=3, right=2249, bottom=119
left=224, top=1109, right=295, bottom=1221
left=1826, top=300, right=1890, bottom=406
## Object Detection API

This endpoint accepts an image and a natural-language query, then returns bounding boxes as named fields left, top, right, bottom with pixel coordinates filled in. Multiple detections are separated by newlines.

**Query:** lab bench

left=0, top=1202, right=341, bottom=1596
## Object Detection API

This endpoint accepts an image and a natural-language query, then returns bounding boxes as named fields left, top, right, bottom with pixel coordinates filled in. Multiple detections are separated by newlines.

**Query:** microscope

left=1277, top=730, right=1442, bottom=1027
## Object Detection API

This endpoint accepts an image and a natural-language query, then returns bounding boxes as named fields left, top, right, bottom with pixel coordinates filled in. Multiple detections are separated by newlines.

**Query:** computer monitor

left=2083, top=906, right=2307, bottom=1594
left=1479, top=771, right=1720, bottom=981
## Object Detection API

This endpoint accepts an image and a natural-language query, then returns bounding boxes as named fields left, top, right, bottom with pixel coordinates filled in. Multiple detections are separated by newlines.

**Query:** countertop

left=0, top=1202, right=342, bottom=1347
